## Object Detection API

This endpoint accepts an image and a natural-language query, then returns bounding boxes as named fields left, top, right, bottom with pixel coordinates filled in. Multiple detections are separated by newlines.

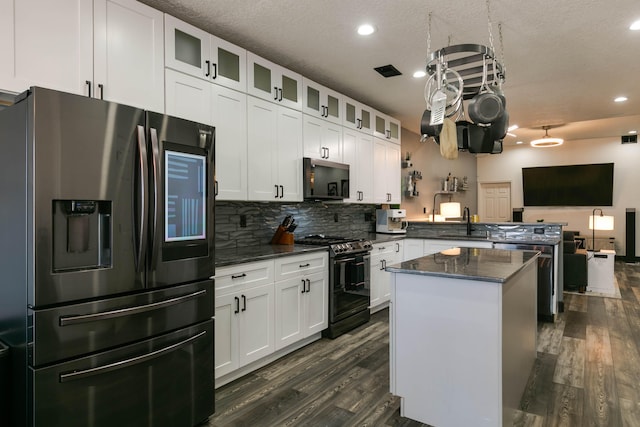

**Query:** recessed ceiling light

left=357, top=24, right=375, bottom=36
left=413, top=70, right=426, bottom=78
left=630, top=130, right=638, bottom=134
left=614, top=96, right=628, bottom=102
left=507, top=124, right=519, bottom=131
left=630, top=20, right=640, bottom=30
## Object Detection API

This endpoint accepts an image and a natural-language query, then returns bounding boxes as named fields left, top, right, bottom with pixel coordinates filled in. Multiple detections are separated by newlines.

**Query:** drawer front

left=215, top=260, right=274, bottom=294
left=275, top=252, right=328, bottom=280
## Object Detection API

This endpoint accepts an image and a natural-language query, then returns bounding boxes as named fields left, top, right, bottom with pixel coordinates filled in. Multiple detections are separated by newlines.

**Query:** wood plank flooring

left=207, top=262, right=640, bottom=426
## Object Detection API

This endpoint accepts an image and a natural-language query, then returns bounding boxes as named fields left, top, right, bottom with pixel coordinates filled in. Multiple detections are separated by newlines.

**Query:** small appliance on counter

left=376, top=209, right=408, bottom=234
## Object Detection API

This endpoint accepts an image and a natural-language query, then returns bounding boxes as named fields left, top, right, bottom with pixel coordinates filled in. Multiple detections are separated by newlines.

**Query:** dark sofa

left=563, top=230, right=587, bottom=292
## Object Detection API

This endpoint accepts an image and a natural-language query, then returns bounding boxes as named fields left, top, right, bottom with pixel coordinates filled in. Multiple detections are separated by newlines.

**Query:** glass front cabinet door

left=247, top=52, right=302, bottom=110
left=165, top=14, right=246, bottom=92
left=302, top=78, right=342, bottom=125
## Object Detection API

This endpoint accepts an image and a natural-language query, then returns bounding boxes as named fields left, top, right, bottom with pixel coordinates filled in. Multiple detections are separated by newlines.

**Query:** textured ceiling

left=141, top=0, right=640, bottom=146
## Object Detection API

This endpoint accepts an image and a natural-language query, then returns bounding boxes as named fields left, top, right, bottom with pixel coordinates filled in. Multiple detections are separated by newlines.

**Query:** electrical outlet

left=239, top=214, right=247, bottom=228
left=423, top=207, right=427, bottom=214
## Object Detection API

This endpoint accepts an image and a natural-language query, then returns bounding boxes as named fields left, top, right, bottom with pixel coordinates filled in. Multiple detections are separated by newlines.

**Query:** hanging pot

left=467, top=56, right=504, bottom=124
left=490, top=109, right=509, bottom=141
left=420, top=109, right=442, bottom=137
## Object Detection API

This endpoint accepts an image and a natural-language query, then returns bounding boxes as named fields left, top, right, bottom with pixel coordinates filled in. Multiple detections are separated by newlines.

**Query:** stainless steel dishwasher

left=493, top=242, right=554, bottom=322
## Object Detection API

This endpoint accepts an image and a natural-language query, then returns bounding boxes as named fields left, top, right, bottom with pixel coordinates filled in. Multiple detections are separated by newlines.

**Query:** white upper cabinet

left=342, top=96, right=374, bottom=135
left=164, top=14, right=246, bottom=92
left=93, top=0, right=165, bottom=112
left=0, top=0, right=93, bottom=95
left=247, top=52, right=302, bottom=110
left=343, top=128, right=374, bottom=204
left=247, top=96, right=303, bottom=201
left=373, top=110, right=401, bottom=144
left=302, top=78, right=342, bottom=125
left=165, top=69, right=248, bottom=201
left=302, top=114, right=343, bottom=162
left=373, top=137, right=401, bottom=204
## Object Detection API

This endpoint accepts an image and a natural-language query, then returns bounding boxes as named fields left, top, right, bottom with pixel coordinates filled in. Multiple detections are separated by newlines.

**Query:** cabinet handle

left=279, top=185, right=284, bottom=198
left=386, top=129, right=391, bottom=139
left=241, top=295, right=247, bottom=312
left=380, top=260, right=385, bottom=270
left=273, top=86, right=279, bottom=100
left=97, top=84, right=104, bottom=100
left=301, top=279, right=306, bottom=293
left=396, top=243, right=400, bottom=252
left=326, top=147, right=330, bottom=158
left=231, top=273, right=246, bottom=279
left=378, top=246, right=386, bottom=251
left=211, top=62, right=218, bottom=79
left=278, top=88, right=283, bottom=102
left=85, top=80, right=92, bottom=97
left=234, top=296, right=240, bottom=314
left=357, top=118, right=362, bottom=129
left=214, top=180, right=219, bottom=197
left=299, top=263, right=310, bottom=268
left=274, top=184, right=279, bottom=198
left=306, top=279, right=311, bottom=293
left=205, top=60, right=211, bottom=77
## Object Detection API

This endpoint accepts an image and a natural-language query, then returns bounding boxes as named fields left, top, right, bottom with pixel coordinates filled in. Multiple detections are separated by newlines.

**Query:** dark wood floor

left=208, top=262, right=640, bottom=427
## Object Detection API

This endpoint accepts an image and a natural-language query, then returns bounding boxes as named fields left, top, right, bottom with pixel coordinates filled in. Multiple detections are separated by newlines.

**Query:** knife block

left=271, top=225, right=294, bottom=245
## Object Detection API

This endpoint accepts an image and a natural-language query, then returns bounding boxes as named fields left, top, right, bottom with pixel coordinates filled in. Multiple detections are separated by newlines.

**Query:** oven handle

left=59, top=331, right=206, bottom=383
left=59, top=290, right=207, bottom=326
left=333, top=254, right=370, bottom=264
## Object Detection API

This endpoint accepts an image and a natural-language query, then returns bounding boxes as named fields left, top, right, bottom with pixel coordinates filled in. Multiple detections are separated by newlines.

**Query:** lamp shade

left=440, top=202, right=461, bottom=218
left=589, top=215, right=614, bottom=231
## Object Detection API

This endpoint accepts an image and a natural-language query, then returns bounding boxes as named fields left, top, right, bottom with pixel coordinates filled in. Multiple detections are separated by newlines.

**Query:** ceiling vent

left=374, top=64, right=402, bottom=78
left=621, top=135, right=637, bottom=144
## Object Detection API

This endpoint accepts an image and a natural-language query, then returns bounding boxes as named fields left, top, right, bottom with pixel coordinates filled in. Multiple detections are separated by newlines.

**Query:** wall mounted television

left=522, top=163, right=614, bottom=206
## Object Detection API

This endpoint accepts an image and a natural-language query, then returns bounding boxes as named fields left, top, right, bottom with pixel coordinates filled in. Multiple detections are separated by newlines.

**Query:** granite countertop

left=409, top=234, right=562, bottom=246
left=215, top=244, right=327, bottom=268
left=385, top=247, right=540, bottom=283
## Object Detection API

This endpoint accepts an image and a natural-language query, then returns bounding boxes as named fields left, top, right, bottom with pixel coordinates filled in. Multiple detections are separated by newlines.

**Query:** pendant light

left=530, top=125, right=563, bottom=147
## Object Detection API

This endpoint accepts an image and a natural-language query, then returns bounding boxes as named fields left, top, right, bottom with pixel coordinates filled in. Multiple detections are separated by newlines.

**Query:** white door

left=303, top=114, right=324, bottom=159
left=93, top=0, right=164, bottom=112
left=480, top=182, right=512, bottom=222
left=164, top=14, right=210, bottom=81
left=164, top=69, right=211, bottom=124
left=357, top=133, right=374, bottom=203
left=305, top=271, right=328, bottom=335
left=276, top=107, right=303, bottom=201
left=238, top=284, right=274, bottom=366
left=373, top=138, right=389, bottom=203
left=274, top=278, right=304, bottom=350
left=0, top=0, right=93, bottom=95
left=211, top=85, right=248, bottom=200
left=386, top=142, right=401, bottom=203
left=247, top=96, right=278, bottom=200
left=214, top=292, right=240, bottom=378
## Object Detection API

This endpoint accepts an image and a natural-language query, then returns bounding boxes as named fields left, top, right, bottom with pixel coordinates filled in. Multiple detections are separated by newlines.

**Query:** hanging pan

left=467, top=56, right=504, bottom=124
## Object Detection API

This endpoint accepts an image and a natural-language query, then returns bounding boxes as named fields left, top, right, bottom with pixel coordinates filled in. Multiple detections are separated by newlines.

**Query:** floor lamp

left=588, top=208, right=614, bottom=252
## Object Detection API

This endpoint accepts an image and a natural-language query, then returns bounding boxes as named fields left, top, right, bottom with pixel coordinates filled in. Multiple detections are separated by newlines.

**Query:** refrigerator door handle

left=59, top=330, right=206, bottom=383
left=135, top=125, right=148, bottom=272
left=58, top=289, right=207, bottom=326
left=149, top=127, right=161, bottom=270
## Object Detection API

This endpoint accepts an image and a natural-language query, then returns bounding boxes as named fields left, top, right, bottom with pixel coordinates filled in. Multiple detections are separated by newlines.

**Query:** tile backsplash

left=215, top=201, right=377, bottom=249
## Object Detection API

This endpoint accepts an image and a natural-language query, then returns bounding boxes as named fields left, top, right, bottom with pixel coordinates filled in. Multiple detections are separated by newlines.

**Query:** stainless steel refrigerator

left=0, top=87, right=215, bottom=426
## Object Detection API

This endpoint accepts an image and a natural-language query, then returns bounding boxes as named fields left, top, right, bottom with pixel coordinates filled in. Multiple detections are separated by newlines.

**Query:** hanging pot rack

left=426, top=43, right=505, bottom=100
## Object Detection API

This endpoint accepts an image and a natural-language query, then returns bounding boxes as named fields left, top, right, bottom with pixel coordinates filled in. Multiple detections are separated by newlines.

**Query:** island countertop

left=386, top=247, right=540, bottom=283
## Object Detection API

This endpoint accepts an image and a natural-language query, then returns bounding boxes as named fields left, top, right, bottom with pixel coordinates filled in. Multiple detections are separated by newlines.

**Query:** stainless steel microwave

left=303, top=157, right=350, bottom=200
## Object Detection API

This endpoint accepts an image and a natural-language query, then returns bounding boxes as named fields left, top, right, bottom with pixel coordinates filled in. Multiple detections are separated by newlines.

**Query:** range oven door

left=30, top=319, right=214, bottom=427
left=330, top=253, right=371, bottom=322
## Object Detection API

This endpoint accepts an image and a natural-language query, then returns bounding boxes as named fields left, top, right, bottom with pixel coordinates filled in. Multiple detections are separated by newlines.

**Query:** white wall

left=400, top=127, right=478, bottom=219
left=477, top=137, right=640, bottom=255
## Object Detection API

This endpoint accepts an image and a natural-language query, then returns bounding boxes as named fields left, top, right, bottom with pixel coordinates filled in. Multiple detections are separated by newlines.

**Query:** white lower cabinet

left=215, top=252, right=327, bottom=380
left=370, top=240, right=403, bottom=310
left=214, top=260, right=274, bottom=379
left=274, top=253, right=328, bottom=350
left=403, top=238, right=425, bottom=261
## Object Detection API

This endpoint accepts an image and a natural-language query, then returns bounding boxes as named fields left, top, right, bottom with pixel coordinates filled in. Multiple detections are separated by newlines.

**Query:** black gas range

left=295, top=235, right=373, bottom=257
left=295, top=235, right=372, bottom=338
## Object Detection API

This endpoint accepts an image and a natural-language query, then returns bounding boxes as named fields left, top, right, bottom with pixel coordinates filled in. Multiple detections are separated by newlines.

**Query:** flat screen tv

left=522, top=163, right=614, bottom=206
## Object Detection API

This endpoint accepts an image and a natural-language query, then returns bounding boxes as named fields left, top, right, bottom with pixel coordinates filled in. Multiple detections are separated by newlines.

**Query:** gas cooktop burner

left=295, top=235, right=372, bottom=256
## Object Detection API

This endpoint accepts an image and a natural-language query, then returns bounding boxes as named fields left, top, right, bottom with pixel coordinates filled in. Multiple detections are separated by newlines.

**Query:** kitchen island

left=386, top=247, right=539, bottom=427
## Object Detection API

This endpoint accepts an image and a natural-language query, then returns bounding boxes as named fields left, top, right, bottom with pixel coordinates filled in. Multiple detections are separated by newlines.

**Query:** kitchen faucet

left=463, top=206, right=471, bottom=236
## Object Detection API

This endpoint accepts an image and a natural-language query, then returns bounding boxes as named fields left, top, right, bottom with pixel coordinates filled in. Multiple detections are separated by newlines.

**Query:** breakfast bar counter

left=386, top=247, right=539, bottom=427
